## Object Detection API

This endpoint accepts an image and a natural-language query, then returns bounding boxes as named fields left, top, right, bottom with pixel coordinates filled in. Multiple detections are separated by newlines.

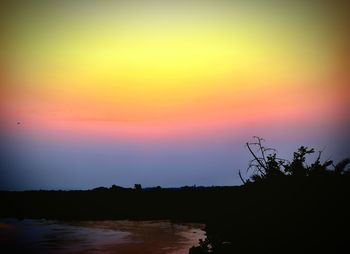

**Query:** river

left=0, top=219, right=205, bottom=254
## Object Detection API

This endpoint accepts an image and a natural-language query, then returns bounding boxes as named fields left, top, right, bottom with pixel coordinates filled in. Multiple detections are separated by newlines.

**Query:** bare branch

left=246, top=142, right=266, bottom=175
left=263, top=148, right=277, bottom=153
left=238, top=170, right=246, bottom=184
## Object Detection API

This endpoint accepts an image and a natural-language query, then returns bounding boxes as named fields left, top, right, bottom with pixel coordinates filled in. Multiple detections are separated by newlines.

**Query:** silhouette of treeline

left=0, top=184, right=243, bottom=221
left=189, top=137, right=350, bottom=254
left=1, top=137, right=349, bottom=253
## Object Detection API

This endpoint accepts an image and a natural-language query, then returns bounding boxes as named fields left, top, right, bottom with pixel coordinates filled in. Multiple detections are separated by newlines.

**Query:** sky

left=0, top=0, right=349, bottom=190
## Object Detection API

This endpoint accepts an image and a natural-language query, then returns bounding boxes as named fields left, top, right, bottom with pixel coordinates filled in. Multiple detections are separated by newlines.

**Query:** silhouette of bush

left=134, top=184, right=142, bottom=190
left=239, top=136, right=350, bottom=184
left=192, top=137, right=350, bottom=254
left=110, top=184, right=125, bottom=191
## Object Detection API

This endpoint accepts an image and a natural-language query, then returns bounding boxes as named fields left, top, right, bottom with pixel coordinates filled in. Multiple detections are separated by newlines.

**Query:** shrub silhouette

left=134, top=184, right=142, bottom=190
left=191, top=137, right=350, bottom=254
left=239, top=136, right=349, bottom=183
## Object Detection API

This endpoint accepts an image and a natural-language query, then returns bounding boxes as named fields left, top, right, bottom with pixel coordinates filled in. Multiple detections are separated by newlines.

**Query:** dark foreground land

left=1, top=142, right=350, bottom=253
left=1, top=177, right=350, bottom=253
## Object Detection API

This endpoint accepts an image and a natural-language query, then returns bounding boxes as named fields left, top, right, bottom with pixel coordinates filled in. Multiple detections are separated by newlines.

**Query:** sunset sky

left=1, top=1, right=349, bottom=190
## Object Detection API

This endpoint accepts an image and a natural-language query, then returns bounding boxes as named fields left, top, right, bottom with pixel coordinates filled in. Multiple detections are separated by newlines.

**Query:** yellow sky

left=1, top=1, right=343, bottom=137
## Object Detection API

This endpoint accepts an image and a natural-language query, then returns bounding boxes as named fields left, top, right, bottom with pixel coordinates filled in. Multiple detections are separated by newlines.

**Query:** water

left=0, top=219, right=205, bottom=254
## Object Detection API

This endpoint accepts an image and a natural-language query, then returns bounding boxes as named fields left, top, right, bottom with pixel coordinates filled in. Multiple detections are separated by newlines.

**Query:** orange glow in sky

left=1, top=1, right=348, bottom=140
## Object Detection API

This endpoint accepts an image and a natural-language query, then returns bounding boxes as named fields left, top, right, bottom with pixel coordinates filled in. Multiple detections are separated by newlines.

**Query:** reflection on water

left=0, top=219, right=205, bottom=254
